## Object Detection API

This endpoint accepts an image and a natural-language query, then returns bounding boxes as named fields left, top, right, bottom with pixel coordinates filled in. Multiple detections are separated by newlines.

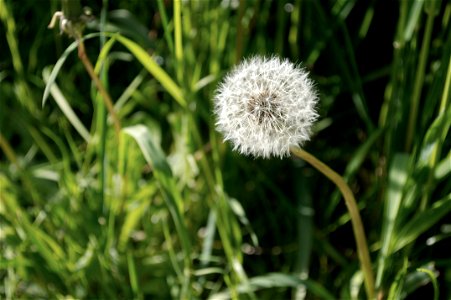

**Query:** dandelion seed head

left=213, top=56, right=319, bottom=158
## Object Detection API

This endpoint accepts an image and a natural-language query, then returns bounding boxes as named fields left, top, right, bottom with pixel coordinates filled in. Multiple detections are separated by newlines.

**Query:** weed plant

left=0, top=0, right=450, bottom=299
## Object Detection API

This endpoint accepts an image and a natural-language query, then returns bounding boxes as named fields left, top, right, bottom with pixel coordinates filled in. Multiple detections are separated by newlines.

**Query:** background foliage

left=1, top=0, right=450, bottom=299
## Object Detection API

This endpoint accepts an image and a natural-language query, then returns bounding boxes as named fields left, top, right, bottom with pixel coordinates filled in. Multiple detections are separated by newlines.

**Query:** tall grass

left=1, top=0, right=450, bottom=299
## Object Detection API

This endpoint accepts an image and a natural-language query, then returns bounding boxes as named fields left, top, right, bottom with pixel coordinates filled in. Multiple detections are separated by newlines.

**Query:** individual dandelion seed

left=213, top=56, right=318, bottom=158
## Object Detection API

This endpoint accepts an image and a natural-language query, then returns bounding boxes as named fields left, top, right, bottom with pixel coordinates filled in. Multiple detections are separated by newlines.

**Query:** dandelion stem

left=77, top=38, right=121, bottom=141
left=290, top=146, right=375, bottom=299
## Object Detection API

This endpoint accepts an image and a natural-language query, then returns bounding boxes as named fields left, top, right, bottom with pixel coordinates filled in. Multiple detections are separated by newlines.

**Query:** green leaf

left=345, top=128, right=383, bottom=177
left=404, top=0, right=424, bottom=42
left=73, top=236, right=96, bottom=271
left=94, top=34, right=118, bottom=73
left=122, top=125, right=192, bottom=268
left=413, top=268, right=439, bottom=300
left=376, top=153, right=410, bottom=287
left=119, top=195, right=153, bottom=250
left=417, top=105, right=451, bottom=169
left=393, top=194, right=451, bottom=251
left=394, top=264, right=439, bottom=299
left=156, top=0, right=174, bottom=55
left=42, top=67, right=91, bottom=142
left=122, top=125, right=172, bottom=176
left=435, top=151, right=451, bottom=179
left=209, top=273, right=335, bottom=300
left=42, top=33, right=104, bottom=107
left=199, top=210, right=217, bottom=267
left=42, top=41, right=78, bottom=107
left=115, top=35, right=186, bottom=108
left=127, top=250, right=141, bottom=298
left=2, top=194, right=67, bottom=277
left=229, top=197, right=258, bottom=247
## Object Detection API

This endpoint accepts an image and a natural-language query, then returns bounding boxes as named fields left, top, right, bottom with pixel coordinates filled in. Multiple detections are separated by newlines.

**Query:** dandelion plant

left=213, top=55, right=375, bottom=299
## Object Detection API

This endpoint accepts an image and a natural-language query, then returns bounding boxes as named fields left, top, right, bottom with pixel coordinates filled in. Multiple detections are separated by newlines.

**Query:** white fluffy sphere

left=213, top=56, right=318, bottom=158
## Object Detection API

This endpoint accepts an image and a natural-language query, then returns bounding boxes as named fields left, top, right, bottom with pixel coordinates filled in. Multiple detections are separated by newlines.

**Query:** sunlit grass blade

left=199, top=210, right=216, bottom=270
left=386, top=258, right=409, bottom=300
left=173, top=0, right=183, bottom=67
left=416, top=107, right=450, bottom=176
left=228, top=197, right=258, bottom=247
left=435, top=151, right=451, bottom=180
left=405, top=0, right=438, bottom=151
left=127, top=250, right=142, bottom=300
left=393, top=194, right=451, bottom=251
left=73, top=237, right=96, bottom=272
left=403, top=0, right=424, bottom=41
left=122, top=125, right=192, bottom=291
left=210, top=273, right=335, bottom=300
left=26, top=125, right=59, bottom=164
left=118, top=190, right=154, bottom=250
left=376, top=153, right=410, bottom=288
left=156, top=0, right=174, bottom=55
left=42, top=33, right=105, bottom=107
left=2, top=195, right=67, bottom=277
left=42, top=67, right=91, bottom=142
left=94, top=34, right=117, bottom=73
left=41, top=40, right=78, bottom=107
left=115, top=69, right=146, bottom=111
left=115, top=35, right=186, bottom=108
left=0, top=0, right=23, bottom=74
left=293, top=174, right=313, bottom=300
left=122, top=125, right=172, bottom=176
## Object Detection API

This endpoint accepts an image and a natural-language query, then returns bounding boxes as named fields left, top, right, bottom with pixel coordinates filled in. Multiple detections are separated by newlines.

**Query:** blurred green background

left=1, top=0, right=450, bottom=299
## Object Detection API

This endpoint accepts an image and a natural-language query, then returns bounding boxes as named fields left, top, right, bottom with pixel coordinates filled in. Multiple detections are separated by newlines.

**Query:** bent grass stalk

left=290, top=146, right=375, bottom=299
left=77, top=38, right=121, bottom=141
left=47, top=7, right=121, bottom=142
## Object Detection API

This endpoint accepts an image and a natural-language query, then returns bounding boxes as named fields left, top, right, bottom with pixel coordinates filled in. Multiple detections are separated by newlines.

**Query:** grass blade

left=118, top=198, right=151, bottom=251
left=127, top=250, right=142, bottom=300
left=376, top=153, right=410, bottom=288
left=42, top=41, right=78, bottom=107
left=115, top=35, right=186, bottom=108
left=122, top=125, right=192, bottom=296
left=415, top=268, right=439, bottom=300
left=122, top=125, right=172, bottom=176
left=393, top=194, right=451, bottom=251
left=42, top=33, right=105, bottom=107
left=156, top=0, right=174, bottom=54
left=42, top=67, right=91, bottom=142
left=210, top=273, right=335, bottom=300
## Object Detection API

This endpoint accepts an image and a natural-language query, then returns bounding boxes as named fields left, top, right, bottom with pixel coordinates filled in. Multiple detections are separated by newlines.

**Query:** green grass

left=1, top=0, right=450, bottom=299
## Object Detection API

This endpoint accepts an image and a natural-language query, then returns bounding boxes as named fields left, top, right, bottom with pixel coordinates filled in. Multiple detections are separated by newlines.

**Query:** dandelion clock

left=213, top=56, right=375, bottom=299
left=214, top=56, right=318, bottom=158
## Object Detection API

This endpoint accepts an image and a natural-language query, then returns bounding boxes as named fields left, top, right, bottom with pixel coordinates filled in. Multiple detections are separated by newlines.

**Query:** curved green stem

left=290, top=146, right=375, bottom=299
left=77, top=38, right=121, bottom=142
